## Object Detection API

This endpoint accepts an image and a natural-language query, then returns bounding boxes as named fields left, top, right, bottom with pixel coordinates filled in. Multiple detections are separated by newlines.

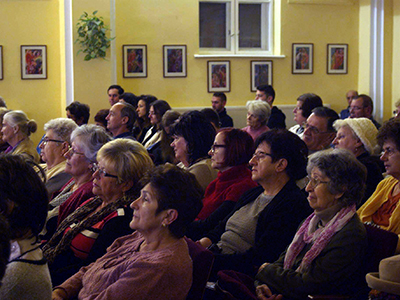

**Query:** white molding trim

left=64, top=0, right=74, bottom=105
left=194, top=54, right=285, bottom=58
left=369, top=0, right=384, bottom=123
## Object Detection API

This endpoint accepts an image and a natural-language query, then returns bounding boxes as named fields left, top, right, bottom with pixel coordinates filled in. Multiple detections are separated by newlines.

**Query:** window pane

left=200, top=2, right=227, bottom=48
left=239, top=4, right=261, bottom=48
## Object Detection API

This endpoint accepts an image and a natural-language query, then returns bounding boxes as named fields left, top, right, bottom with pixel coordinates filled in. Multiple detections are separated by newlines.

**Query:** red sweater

left=197, top=164, right=257, bottom=220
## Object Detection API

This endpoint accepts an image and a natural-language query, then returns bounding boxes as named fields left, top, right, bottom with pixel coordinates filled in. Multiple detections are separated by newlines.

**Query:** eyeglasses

left=210, top=144, right=227, bottom=153
left=41, top=137, right=64, bottom=146
left=252, top=151, right=273, bottom=161
left=381, top=147, right=398, bottom=157
left=91, top=163, right=118, bottom=179
left=307, top=176, right=329, bottom=189
left=304, top=122, right=330, bottom=135
left=67, top=146, right=85, bottom=157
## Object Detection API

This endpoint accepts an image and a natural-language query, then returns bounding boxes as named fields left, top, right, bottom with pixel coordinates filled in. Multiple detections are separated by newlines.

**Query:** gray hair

left=44, top=118, right=78, bottom=144
left=70, top=124, right=112, bottom=163
left=307, top=148, right=367, bottom=207
left=3, top=110, right=37, bottom=136
left=246, top=100, right=271, bottom=125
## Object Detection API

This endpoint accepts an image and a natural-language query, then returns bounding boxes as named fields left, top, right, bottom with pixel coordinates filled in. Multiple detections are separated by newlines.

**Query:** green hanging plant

left=75, top=11, right=114, bottom=61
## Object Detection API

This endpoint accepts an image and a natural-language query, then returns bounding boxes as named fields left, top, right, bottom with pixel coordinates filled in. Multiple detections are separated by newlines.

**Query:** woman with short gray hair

left=255, top=149, right=368, bottom=299
left=41, top=125, right=111, bottom=240
left=242, top=100, right=271, bottom=140
left=39, top=118, right=78, bottom=199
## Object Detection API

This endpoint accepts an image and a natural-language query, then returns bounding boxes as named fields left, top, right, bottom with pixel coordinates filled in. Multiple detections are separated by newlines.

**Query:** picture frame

left=0, top=46, right=3, bottom=80
left=21, top=45, right=47, bottom=80
left=207, top=61, right=230, bottom=93
left=251, top=60, right=273, bottom=92
left=123, top=45, right=147, bottom=78
left=163, top=45, right=187, bottom=78
left=327, top=44, right=348, bottom=74
left=292, top=43, right=313, bottom=74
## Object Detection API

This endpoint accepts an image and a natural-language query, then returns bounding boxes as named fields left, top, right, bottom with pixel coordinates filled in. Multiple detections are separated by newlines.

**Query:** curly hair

left=377, top=118, right=400, bottom=150
left=307, top=149, right=367, bottom=207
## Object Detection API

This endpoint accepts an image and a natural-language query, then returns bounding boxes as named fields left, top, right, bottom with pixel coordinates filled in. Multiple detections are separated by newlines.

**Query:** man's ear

left=121, top=116, right=129, bottom=126
left=266, top=96, right=274, bottom=106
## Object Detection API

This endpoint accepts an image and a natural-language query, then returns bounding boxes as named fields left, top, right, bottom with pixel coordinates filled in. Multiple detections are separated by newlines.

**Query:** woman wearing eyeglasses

left=41, top=125, right=111, bottom=241
left=43, top=139, right=154, bottom=286
left=358, top=118, right=400, bottom=250
left=39, top=118, right=77, bottom=199
left=1, top=110, right=40, bottom=163
left=255, top=149, right=367, bottom=299
left=186, top=128, right=257, bottom=240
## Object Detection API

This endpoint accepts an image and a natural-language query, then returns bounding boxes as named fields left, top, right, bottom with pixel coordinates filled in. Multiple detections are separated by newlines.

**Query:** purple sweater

left=57, top=231, right=192, bottom=300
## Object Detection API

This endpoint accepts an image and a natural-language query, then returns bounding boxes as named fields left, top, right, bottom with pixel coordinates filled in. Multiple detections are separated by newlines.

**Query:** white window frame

left=199, top=0, right=273, bottom=56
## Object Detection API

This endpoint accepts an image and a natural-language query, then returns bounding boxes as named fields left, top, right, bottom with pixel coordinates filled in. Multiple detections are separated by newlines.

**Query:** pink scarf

left=283, top=204, right=356, bottom=273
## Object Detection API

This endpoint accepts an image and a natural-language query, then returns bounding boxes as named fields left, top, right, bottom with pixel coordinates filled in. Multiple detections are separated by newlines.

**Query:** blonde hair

left=3, top=110, right=37, bottom=136
left=97, top=139, right=154, bottom=191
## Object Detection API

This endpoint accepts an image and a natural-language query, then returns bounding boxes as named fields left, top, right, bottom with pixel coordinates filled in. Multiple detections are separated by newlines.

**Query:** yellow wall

left=72, top=0, right=113, bottom=121
left=112, top=0, right=360, bottom=115
left=392, top=1, right=400, bottom=114
left=0, top=0, right=63, bottom=145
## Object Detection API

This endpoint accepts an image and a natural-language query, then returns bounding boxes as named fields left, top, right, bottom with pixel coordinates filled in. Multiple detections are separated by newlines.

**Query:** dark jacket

left=256, top=214, right=367, bottom=300
left=205, top=180, right=311, bottom=277
left=357, top=152, right=383, bottom=208
left=267, top=106, right=286, bottom=129
left=218, top=108, right=234, bottom=128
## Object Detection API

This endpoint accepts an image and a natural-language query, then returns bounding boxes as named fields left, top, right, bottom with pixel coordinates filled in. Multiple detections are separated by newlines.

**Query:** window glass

left=199, top=2, right=227, bottom=48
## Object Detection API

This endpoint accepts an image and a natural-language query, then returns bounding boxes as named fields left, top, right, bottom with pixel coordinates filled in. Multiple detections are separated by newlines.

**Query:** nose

left=380, top=152, right=387, bottom=161
left=305, top=180, right=313, bottom=192
left=303, top=126, right=311, bottom=136
left=64, top=148, right=72, bottom=159
left=332, top=137, right=338, bottom=146
left=39, top=141, right=45, bottom=149
left=130, top=197, right=140, bottom=209
left=208, top=149, right=213, bottom=156
left=249, top=155, right=256, bottom=166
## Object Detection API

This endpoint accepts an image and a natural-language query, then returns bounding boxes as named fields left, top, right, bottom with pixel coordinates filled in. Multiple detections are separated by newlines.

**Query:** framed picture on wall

left=163, top=45, right=187, bottom=78
left=21, top=45, right=47, bottom=80
left=292, top=43, right=313, bottom=74
left=207, top=61, right=230, bottom=93
left=0, top=46, right=3, bottom=80
left=251, top=61, right=272, bottom=92
left=123, top=45, right=147, bottom=78
left=327, top=44, right=348, bottom=74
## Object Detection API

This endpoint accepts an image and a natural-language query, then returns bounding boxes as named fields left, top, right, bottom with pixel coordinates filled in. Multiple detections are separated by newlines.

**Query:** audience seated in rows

left=107, top=84, right=124, bottom=106
left=198, top=130, right=312, bottom=279
left=171, top=110, right=218, bottom=192
left=52, top=164, right=203, bottom=300
left=42, top=125, right=111, bottom=240
left=211, top=92, right=233, bottom=128
left=289, top=93, right=323, bottom=139
left=2, top=110, right=39, bottom=163
left=0, top=107, right=10, bottom=152
left=39, top=118, right=77, bottom=198
left=201, top=107, right=221, bottom=132
left=333, top=117, right=383, bottom=207
left=43, top=139, right=154, bottom=286
left=242, top=100, right=271, bottom=141
left=186, top=128, right=257, bottom=241
left=119, top=92, right=138, bottom=108
left=94, top=109, right=109, bottom=131
left=350, top=94, right=381, bottom=129
left=0, top=155, right=52, bottom=299
left=358, top=118, right=400, bottom=251
left=340, top=89, right=358, bottom=119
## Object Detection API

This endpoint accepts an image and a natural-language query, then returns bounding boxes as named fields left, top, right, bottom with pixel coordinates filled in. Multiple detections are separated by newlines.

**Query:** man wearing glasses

left=349, top=94, right=381, bottom=129
left=303, top=107, right=339, bottom=154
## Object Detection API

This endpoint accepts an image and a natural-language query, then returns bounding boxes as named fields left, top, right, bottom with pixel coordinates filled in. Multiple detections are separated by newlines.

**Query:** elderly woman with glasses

left=358, top=119, right=400, bottom=251
left=41, top=125, right=111, bottom=241
left=43, top=139, right=154, bottom=286
left=186, top=128, right=258, bottom=240
left=254, top=149, right=368, bottom=299
left=52, top=164, right=203, bottom=300
left=39, top=118, right=78, bottom=198
left=242, top=100, right=271, bottom=141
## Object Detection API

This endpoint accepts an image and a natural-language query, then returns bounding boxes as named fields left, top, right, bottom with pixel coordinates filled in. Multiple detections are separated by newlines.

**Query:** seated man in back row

left=255, top=85, right=286, bottom=129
